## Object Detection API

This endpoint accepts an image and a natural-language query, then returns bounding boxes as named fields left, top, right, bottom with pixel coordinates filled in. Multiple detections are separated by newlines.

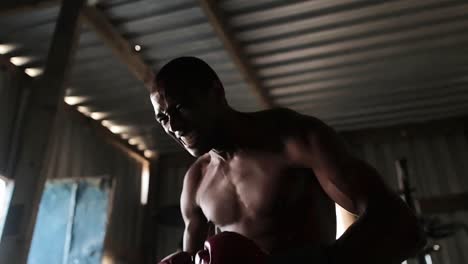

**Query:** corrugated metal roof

left=0, top=4, right=58, bottom=70
left=221, top=0, right=468, bottom=131
left=67, top=22, right=163, bottom=153
left=100, top=0, right=260, bottom=111
left=1, top=0, right=468, bottom=155
left=0, top=1, right=260, bottom=154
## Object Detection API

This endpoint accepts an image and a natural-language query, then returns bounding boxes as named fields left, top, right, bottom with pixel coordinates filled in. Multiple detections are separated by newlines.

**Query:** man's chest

left=196, top=151, right=314, bottom=226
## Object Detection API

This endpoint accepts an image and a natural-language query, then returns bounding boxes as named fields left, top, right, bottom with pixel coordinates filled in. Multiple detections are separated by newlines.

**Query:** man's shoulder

left=251, top=107, right=297, bottom=118
left=181, top=155, right=210, bottom=212
left=252, top=107, right=319, bottom=121
left=184, top=153, right=210, bottom=186
left=252, top=107, right=324, bottom=132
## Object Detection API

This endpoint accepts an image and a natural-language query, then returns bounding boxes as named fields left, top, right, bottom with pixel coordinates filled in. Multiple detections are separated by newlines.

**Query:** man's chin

left=174, top=137, right=211, bottom=157
left=185, top=146, right=210, bottom=157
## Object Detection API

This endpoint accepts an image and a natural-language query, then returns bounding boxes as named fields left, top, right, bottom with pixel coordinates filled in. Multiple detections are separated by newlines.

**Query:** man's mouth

left=179, top=132, right=197, bottom=148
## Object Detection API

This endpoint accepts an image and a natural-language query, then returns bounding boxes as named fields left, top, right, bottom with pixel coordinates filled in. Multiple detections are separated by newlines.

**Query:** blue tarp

left=28, top=179, right=110, bottom=264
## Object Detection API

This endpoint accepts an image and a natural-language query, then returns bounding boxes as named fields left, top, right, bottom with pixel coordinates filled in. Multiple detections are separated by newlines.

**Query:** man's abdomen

left=215, top=179, right=337, bottom=254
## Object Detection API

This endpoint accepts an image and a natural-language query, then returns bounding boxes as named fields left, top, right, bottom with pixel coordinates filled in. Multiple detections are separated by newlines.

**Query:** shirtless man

left=150, top=57, right=425, bottom=264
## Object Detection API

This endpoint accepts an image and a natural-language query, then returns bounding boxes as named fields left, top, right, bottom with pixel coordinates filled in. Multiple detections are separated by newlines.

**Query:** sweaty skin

left=150, top=57, right=425, bottom=264
left=181, top=112, right=337, bottom=254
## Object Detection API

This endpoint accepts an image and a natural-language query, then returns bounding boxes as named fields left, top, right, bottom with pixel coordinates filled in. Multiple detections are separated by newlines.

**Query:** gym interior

left=0, top=0, right=467, bottom=263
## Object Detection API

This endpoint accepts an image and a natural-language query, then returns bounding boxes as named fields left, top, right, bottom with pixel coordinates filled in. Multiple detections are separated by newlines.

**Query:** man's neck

left=209, top=149, right=234, bottom=162
left=211, top=108, right=253, bottom=156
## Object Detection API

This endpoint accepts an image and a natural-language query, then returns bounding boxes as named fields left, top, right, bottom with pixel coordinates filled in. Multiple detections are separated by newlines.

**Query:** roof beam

left=62, top=104, right=150, bottom=164
left=0, top=0, right=58, bottom=16
left=0, top=4, right=150, bottom=162
left=4, top=0, right=86, bottom=262
left=81, top=6, right=155, bottom=91
left=1, top=58, right=150, bottom=170
left=0, top=2, right=150, bottom=86
left=198, top=0, right=274, bottom=109
left=0, top=0, right=116, bottom=16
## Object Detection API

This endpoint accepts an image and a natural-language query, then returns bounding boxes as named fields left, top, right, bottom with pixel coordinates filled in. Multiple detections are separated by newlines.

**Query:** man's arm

left=286, top=115, right=426, bottom=264
left=181, top=159, right=209, bottom=254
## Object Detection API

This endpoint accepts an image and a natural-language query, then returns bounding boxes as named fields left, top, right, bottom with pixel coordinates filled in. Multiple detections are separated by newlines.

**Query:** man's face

left=150, top=82, right=219, bottom=157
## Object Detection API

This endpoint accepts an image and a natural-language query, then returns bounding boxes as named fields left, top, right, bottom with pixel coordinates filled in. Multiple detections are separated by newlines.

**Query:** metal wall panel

left=344, top=122, right=468, bottom=264
left=151, top=153, right=194, bottom=261
left=41, top=106, right=146, bottom=263
left=0, top=68, right=26, bottom=177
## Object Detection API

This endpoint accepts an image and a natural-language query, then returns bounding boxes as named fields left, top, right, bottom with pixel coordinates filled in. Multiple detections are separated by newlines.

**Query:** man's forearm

left=330, top=194, right=426, bottom=264
left=183, top=220, right=209, bottom=254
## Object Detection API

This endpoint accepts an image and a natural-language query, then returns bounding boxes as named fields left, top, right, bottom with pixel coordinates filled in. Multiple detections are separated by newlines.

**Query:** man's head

left=150, top=57, right=228, bottom=157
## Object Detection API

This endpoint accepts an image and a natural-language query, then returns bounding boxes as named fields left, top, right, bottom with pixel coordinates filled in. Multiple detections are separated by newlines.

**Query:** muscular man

left=150, top=57, right=425, bottom=263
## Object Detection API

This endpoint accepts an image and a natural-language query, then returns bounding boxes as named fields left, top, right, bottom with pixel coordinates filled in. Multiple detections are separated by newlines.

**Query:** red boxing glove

left=195, top=232, right=268, bottom=264
left=159, top=251, right=193, bottom=264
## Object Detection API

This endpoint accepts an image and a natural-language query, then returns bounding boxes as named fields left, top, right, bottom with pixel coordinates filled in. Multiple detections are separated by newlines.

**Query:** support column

left=0, top=0, right=85, bottom=263
left=142, top=159, right=160, bottom=263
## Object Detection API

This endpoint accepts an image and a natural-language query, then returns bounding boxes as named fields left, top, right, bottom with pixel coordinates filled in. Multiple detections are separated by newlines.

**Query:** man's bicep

left=324, top=155, right=391, bottom=215
left=182, top=206, right=208, bottom=253
left=180, top=189, right=206, bottom=230
left=306, top=120, right=390, bottom=215
left=180, top=175, right=197, bottom=223
left=180, top=160, right=204, bottom=221
left=180, top=162, right=208, bottom=252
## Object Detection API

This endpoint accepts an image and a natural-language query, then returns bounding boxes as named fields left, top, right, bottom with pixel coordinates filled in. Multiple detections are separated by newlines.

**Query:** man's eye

left=157, top=116, right=168, bottom=124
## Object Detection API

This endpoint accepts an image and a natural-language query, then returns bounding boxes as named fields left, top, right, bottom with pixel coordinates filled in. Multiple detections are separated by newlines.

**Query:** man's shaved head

left=153, top=56, right=222, bottom=95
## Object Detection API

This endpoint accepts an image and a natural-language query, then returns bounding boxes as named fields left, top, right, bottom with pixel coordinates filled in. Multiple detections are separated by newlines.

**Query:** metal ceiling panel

left=0, top=4, right=59, bottom=70
left=65, top=22, right=156, bottom=152
left=220, top=0, right=468, bottom=131
left=3, top=0, right=468, bottom=154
